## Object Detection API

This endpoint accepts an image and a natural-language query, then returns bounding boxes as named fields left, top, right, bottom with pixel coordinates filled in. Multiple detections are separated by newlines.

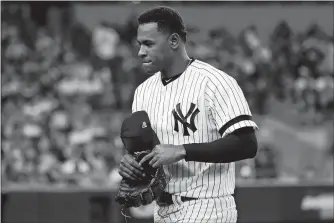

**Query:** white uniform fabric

left=154, top=195, right=238, bottom=223
left=132, top=59, right=258, bottom=222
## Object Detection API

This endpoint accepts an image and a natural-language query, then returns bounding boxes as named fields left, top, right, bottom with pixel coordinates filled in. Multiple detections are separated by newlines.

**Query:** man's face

left=137, top=23, right=171, bottom=74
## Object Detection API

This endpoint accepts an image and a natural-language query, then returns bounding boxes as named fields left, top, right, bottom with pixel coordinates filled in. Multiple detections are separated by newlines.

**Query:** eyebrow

left=137, top=39, right=154, bottom=45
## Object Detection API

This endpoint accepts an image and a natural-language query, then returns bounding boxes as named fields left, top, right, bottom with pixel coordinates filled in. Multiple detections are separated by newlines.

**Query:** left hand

left=138, top=144, right=186, bottom=168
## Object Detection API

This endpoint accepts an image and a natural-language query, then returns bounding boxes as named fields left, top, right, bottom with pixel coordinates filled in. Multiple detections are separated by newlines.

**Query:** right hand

left=119, top=154, right=146, bottom=181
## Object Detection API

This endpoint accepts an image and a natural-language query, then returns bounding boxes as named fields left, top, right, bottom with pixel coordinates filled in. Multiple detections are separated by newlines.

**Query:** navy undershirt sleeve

left=183, top=127, right=258, bottom=163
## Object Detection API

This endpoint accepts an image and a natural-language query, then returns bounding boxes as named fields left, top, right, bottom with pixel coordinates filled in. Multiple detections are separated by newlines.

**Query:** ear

left=169, top=33, right=180, bottom=49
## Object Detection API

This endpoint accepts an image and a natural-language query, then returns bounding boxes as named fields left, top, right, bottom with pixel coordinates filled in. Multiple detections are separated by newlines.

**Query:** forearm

left=183, top=127, right=258, bottom=163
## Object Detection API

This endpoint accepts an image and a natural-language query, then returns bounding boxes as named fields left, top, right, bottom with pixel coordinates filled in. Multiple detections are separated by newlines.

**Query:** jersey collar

left=161, top=58, right=195, bottom=86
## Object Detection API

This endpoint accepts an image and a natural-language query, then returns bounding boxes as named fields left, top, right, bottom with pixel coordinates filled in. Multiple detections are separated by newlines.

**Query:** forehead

left=137, top=22, right=165, bottom=41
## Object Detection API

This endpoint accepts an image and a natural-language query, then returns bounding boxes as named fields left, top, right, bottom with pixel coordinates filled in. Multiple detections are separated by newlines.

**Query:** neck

left=161, top=50, right=191, bottom=79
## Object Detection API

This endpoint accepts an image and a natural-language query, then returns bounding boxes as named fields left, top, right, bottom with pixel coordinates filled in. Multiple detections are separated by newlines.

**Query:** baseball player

left=119, top=6, right=258, bottom=223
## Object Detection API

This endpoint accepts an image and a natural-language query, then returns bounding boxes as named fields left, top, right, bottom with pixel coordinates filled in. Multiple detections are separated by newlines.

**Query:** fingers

left=149, top=154, right=161, bottom=168
left=119, top=163, right=146, bottom=180
left=151, top=160, right=161, bottom=168
left=124, top=154, right=144, bottom=173
left=119, top=154, right=145, bottom=180
left=138, top=152, right=155, bottom=166
left=118, top=165, right=137, bottom=181
left=149, top=156, right=159, bottom=166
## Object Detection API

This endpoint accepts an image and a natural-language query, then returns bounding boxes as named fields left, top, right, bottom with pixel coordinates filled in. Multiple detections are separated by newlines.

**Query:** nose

left=138, top=45, right=147, bottom=58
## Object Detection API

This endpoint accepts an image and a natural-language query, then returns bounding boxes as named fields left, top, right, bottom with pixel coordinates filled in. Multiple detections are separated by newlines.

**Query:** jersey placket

left=160, top=83, right=173, bottom=192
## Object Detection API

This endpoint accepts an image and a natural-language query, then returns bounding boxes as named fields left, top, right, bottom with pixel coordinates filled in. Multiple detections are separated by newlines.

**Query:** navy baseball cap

left=121, top=111, right=160, bottom=153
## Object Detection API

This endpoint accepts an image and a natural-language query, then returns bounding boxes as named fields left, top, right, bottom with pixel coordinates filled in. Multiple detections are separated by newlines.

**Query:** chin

left=146, top=69, right=158, bottom=75
left=143, top=65, right=159, bottom=75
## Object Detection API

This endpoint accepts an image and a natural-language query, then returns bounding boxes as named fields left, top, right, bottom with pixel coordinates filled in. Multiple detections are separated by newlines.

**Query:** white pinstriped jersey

left=132, top=59, right=258, bottom=199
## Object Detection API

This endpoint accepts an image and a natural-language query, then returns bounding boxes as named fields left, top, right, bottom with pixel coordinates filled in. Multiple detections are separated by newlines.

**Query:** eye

left=143, top=41, right=154, bottom=47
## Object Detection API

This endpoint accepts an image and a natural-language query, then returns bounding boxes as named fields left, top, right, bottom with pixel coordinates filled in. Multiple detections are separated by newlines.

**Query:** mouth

left=142, top=61, right=152, bottom=65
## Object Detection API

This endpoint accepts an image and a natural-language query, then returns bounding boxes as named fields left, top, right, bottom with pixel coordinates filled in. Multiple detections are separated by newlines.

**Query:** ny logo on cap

left=172, top=103, right=199, bottom=136
left=142, top=121, right=147, bottom=128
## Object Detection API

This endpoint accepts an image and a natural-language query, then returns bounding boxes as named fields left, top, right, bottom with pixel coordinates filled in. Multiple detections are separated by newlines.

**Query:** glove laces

left=121, top=207, right=131, bottom=223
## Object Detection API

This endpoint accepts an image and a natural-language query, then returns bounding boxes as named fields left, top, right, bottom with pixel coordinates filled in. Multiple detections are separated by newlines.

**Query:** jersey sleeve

left=206, top=74, right=258, bottom=137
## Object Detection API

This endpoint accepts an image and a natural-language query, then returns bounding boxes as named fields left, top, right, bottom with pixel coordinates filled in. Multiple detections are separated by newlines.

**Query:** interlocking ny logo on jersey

left=172, top=103, right=200, bottom=136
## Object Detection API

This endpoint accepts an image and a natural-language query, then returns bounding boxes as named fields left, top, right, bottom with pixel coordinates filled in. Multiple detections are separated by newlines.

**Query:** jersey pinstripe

left=132, top=59, right=258, bottom=201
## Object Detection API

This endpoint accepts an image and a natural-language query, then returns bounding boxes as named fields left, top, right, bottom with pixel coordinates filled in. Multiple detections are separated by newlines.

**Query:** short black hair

left=138, top=6, right=187, bottom=42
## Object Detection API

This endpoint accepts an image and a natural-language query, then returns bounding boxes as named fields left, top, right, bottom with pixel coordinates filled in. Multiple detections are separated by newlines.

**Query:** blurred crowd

left=1, top=3, right=333, bottom=187
left=199, top=22, right=334, bottom=121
